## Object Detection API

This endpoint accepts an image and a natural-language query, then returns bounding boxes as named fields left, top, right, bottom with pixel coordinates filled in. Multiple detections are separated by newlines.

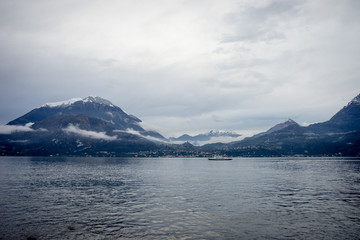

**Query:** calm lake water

left=0, top=157, right=360, bottom=240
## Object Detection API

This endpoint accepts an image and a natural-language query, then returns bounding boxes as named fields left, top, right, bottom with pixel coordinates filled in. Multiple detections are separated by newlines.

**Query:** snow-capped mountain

left=7, top=96, right=164, bottom=140
left=347, top=93, right=360, bottom=106
left=205, top=93, right=360, bottom=156
left=0, top=96, right=168, bottom=156
left=170, top=130, right=241, bottom=145
left=305, top=93, right=360, bottom=134
left=1, top=94, right=360, bottom=157
left=41, top=96, right=116, bottom=108
left=326, top=93, right=360, bottom=130
left=10, top=96, right=139, bottom=129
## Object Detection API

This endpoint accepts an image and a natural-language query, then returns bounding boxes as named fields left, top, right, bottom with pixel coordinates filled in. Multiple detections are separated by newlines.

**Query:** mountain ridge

left=202, top=94, right=360, bottom=156
left=169, top=130, right=241, bottom=143
left=1, top=96, right=168, bottom=156
left=1, top=94, right=360, bottom=157
left=253, top=119, right=299, bottom=138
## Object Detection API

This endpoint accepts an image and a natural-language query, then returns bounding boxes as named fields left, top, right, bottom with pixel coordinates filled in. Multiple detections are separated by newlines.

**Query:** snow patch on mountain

left=348, top=94, right=360, bottom=105
left=171, top=135, right=243, bottom=146
left=76, top=139, right=84, bottom=147
left=83, top=96, right=114, bottom=107
left=170, top=130, right=241, bottom=142
left=106, top=112, right=114, bottom=118
left=169, top=130, right=243, bottom=146
left=41, top=96, right=115, bottom=108
left=42, top=98, right=82, bottom=108
left=63, top=124, right=117, bottom=140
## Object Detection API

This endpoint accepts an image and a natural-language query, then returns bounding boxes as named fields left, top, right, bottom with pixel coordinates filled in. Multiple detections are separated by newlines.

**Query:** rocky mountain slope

left=202, top=94, right=360, bottom=156
left=1, top=94, right=360, bottom=157
left=0, top=96, right=166, bottom=156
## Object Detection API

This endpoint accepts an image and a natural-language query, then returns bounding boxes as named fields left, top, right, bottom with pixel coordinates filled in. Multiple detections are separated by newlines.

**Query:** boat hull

left=208, top=158, right=232, bottom=161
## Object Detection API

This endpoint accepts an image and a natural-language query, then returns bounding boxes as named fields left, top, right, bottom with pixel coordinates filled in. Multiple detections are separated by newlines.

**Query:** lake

left=0, top=157, right=360, bottom=239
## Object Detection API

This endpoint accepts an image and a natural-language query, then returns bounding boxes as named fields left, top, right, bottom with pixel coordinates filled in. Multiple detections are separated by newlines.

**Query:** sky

left=0, top=0, right=360, bottom=138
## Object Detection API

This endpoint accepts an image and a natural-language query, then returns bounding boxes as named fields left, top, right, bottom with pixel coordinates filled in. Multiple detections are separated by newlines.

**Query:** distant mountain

left=0, top=96, right=167, bottom=156
left=253, top=119, right=299, bottom=137
left=169, top=130, right=241, bottom=144
left=1, top=94, right=360, bottom=157
left=307, top=93, right=360, bottom=133
left=8, top=96, right=166, bottom=140
left=203, top=94, right=360, bottom=157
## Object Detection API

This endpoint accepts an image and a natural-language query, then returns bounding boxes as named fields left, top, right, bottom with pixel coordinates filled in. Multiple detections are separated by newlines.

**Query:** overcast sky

left=1, top=0, right=359, bottom=137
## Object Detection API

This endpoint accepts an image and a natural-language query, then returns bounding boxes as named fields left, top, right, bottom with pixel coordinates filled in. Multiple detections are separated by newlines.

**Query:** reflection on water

left=0, top=157, right=360, bottom=239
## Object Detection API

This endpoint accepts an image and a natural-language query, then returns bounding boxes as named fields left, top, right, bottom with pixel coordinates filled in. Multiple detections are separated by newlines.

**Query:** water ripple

left=0, top=157, right=360, bottom=239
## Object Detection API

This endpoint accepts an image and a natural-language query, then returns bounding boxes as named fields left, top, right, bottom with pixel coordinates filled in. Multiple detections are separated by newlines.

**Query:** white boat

left=208, top=156, right=232, bottom=161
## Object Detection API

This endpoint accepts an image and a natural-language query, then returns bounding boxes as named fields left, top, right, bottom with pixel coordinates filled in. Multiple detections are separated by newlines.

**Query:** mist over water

left=0, top=157, right=359, bottom=239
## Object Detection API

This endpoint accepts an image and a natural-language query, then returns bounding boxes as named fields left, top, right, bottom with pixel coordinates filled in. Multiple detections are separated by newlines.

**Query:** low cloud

left=170, top=135, right=245, bottom=146
left=114, top=128, right=166, bottom=143
left=0, top=123, right=35, bottom=134
left=63, top=124, right=117, bottom=141
left=1, top=0, right=359, bottom=135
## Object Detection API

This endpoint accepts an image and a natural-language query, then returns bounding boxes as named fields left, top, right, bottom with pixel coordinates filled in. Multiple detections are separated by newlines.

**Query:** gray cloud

left=113, top=129, right=166, bottom=143
left=0, top=0, right=359, bottom=137
left=63, top=124, right=117, bottom=141
left=0, top=122, right=47, bottom=134
left=222, top=0, right=302, bottom=43
left=0, top=123, right=34, bottom=134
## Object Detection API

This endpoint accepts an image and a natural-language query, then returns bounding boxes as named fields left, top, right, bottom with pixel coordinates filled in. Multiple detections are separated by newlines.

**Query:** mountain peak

left=348, top=93, right=360, bottom=106
left=326, top=93, right=360, bottom=130
left=41, top=96, right=114, bottom=108
left=284, top=118, right=297, bottom=124
left=82, top=96, right=114, bottom=107
left=274, top=118, right=298, bottom=127
left=258, top=118, right=298, bottom=136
